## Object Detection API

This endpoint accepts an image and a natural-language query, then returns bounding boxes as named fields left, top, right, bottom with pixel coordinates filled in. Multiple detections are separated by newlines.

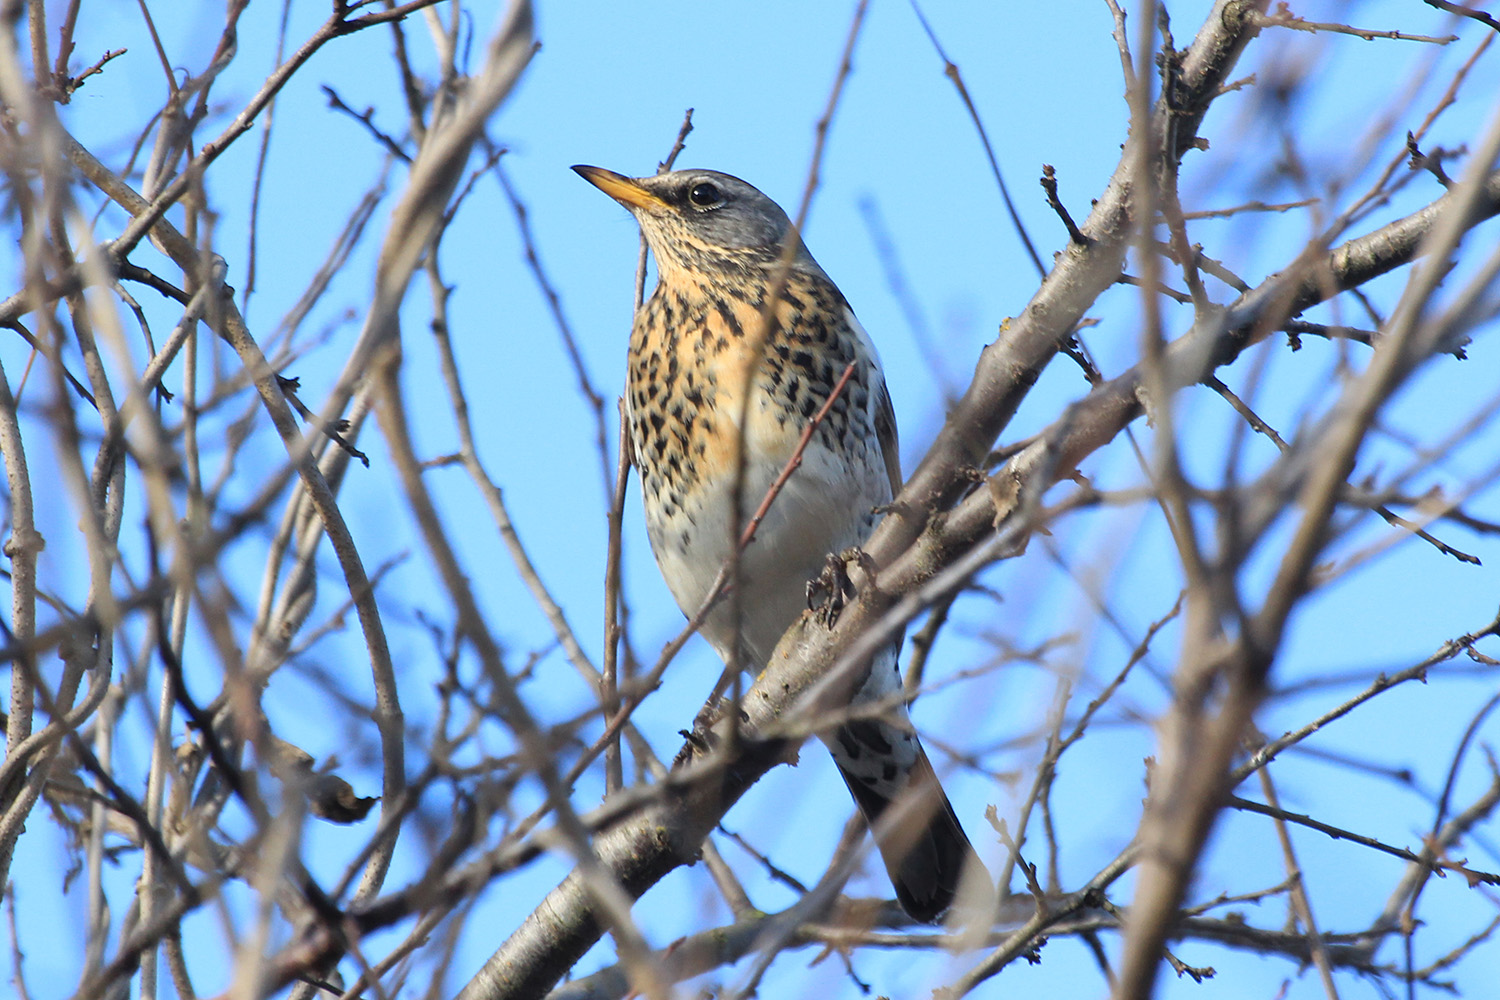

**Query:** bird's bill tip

left=571, top=164, right=667, bottom=210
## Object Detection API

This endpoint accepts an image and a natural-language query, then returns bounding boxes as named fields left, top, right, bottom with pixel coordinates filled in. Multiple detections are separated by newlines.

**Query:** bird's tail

left=830, top=720, right=987, bottom=924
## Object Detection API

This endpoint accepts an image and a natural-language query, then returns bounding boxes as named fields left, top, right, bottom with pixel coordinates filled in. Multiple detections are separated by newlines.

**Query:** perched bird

left=574, top=164, right=983, bottom=923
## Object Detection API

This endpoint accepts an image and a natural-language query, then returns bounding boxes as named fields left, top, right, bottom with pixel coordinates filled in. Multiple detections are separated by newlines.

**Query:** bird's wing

left=874, top=376, right=902, bottom=499
left=841, top=304, right=903, bottom=499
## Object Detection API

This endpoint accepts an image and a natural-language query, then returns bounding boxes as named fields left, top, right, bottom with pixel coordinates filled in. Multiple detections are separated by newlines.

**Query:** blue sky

left=7, top=1, right=1500, bottom=997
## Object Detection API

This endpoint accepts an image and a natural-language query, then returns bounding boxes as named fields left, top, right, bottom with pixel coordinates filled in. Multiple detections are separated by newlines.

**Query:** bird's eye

left=687, top=181, right=723, bottom=208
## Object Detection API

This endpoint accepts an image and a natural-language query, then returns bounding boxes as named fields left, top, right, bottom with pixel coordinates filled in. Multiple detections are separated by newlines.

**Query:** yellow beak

left=572, top=164, right=669, bottom=211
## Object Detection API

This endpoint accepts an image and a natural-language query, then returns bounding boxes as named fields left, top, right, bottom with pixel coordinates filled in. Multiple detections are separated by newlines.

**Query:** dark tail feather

left=836, top=746, right=987, bottom=923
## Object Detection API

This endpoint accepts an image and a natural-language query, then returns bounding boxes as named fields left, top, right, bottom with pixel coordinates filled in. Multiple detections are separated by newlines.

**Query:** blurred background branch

left=0, top=2, right=1497, bottom=999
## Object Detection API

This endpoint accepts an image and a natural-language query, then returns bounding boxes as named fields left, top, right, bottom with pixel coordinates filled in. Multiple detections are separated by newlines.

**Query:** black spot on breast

left=715, top=302, right=744, bottom=338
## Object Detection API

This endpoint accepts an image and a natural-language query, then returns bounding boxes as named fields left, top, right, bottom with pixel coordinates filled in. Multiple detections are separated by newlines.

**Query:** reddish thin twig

left=592, top=362, right=861, bottom=761
left=603, top=109, right=696, bottom=794
left=740, top=361, right=856, bottom=549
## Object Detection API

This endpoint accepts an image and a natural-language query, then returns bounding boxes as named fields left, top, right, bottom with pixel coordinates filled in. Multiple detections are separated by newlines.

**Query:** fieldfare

left=574, top=164, right=983, bottom=923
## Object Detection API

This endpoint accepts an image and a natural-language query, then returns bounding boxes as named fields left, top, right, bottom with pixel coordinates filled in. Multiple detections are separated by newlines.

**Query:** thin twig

left=741, top=362, right=857, bottom=548
left=908, top=0, right=1045, bottom=276
left=1250, top=8, right=1457, bottom=44
left=1040, top=165, right=1088, bottom=245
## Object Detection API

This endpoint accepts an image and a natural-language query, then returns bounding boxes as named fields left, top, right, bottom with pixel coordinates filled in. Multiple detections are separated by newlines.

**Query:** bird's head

left=572, top=165, right=820, bottom=278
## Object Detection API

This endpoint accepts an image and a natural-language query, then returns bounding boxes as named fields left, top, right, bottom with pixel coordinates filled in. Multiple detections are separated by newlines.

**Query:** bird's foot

left=689, top=697, right=726, bottom=738
left=676, top=715, right=719, bottom=767
left=807, top=547, right=870, bottom=627
left=846, top=546, right=880, bottom=589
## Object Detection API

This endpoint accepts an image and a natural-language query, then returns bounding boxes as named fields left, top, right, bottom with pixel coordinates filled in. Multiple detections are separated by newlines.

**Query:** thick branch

left=864, top=0, right=1271, bottom=573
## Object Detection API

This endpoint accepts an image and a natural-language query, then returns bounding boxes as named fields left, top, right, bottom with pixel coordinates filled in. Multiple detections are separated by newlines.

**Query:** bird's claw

left=807, top=549, right=862, bottom=628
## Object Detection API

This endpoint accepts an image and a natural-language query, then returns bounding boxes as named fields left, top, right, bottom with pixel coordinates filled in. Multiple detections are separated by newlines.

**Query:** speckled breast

left=625, top=267, right=895, bottom=665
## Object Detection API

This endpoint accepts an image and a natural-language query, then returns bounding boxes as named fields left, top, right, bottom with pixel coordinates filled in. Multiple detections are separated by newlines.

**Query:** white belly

left=644, top=426, right=889, bottom=669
